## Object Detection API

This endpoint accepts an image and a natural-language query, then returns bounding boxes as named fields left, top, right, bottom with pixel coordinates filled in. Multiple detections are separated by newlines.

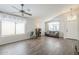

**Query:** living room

left=0, top=4, right=79, bottom=55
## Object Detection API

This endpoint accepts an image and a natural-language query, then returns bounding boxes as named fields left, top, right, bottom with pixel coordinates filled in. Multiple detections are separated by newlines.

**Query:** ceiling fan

left=12, top=4, right=32, bottom=16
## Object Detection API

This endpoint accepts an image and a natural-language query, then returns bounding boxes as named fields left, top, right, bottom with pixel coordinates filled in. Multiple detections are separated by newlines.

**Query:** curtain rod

left=0, top=11, right=28, bottom=19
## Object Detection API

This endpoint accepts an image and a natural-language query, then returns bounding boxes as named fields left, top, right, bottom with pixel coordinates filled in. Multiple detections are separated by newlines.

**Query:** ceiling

left=0, top=4, right=78, bottom=20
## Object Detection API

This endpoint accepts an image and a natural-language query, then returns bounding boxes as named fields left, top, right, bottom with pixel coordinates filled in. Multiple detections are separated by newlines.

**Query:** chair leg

left=74, top=45, right=79, bottom=55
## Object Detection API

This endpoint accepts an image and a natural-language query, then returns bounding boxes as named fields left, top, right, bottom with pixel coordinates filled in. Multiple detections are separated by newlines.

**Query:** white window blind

left=0, top=13, right=26, bottom=36
left=1, top=21, right=15, bottom=36
left=16, top=22, right=25, bottom=34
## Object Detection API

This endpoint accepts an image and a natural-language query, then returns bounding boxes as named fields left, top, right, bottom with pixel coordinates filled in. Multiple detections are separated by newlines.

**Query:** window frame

left=48, top=21, right=59, bottom=31
left=1, top=20, right=25, bottom=37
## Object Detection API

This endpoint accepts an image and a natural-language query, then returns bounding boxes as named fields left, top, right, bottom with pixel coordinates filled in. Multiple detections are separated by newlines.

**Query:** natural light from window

left=1, top=20, right=25, bottom=36
left=48, top=22, right=59, bottom=31
left=0, top=13, right=26, bottom=37
left=16, top=22, right=25, bottom=34
left=1, top=21, right=15, bottom=36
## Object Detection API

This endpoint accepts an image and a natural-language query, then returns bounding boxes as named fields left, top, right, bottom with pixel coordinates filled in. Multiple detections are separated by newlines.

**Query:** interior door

left=65, top=20, right=78, bottom=39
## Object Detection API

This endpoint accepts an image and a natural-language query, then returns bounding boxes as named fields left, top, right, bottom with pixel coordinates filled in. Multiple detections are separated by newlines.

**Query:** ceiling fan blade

left=11, top=4, right=32, bottom=16
left=23, top=11, right=32, bottom=16
left=11, top=6, right=20, bottom=11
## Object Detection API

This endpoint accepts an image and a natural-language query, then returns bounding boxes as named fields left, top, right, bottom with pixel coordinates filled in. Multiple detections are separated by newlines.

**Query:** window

left=48, top=22, right=59, bottom=31
left=16, top=22, right=25, bottom=34
left=1, top=21, right=25, bottom=36
left=1, top=21, right=15, bottom=36
left=0, top=13, right=26, bottom=36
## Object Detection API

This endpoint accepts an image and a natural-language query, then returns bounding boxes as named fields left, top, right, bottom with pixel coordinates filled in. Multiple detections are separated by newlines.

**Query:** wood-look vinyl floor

left=0, top=36, right=78, bottom=55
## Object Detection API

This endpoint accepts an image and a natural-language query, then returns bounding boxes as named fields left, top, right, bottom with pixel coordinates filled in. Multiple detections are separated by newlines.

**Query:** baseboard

left=64, top=38, right=79, bottom=41
left=0, top=38, right=30, bottom=46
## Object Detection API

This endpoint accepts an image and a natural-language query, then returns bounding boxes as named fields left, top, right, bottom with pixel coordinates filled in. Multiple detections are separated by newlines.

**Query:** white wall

left=0, top=22, right=1, bottom=36
left=34, top=18, right=45, bottom=35
left=0, top=18, right=35, bottom=45
left=78, top=15, right=79, bottom=40
left=25, top=18, right=35, bottom=39
left=40, top=19, right=45, bottom=35
left=56, top=16, right=66, bottom=38
left=0, top=34, right=27, bottom=45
